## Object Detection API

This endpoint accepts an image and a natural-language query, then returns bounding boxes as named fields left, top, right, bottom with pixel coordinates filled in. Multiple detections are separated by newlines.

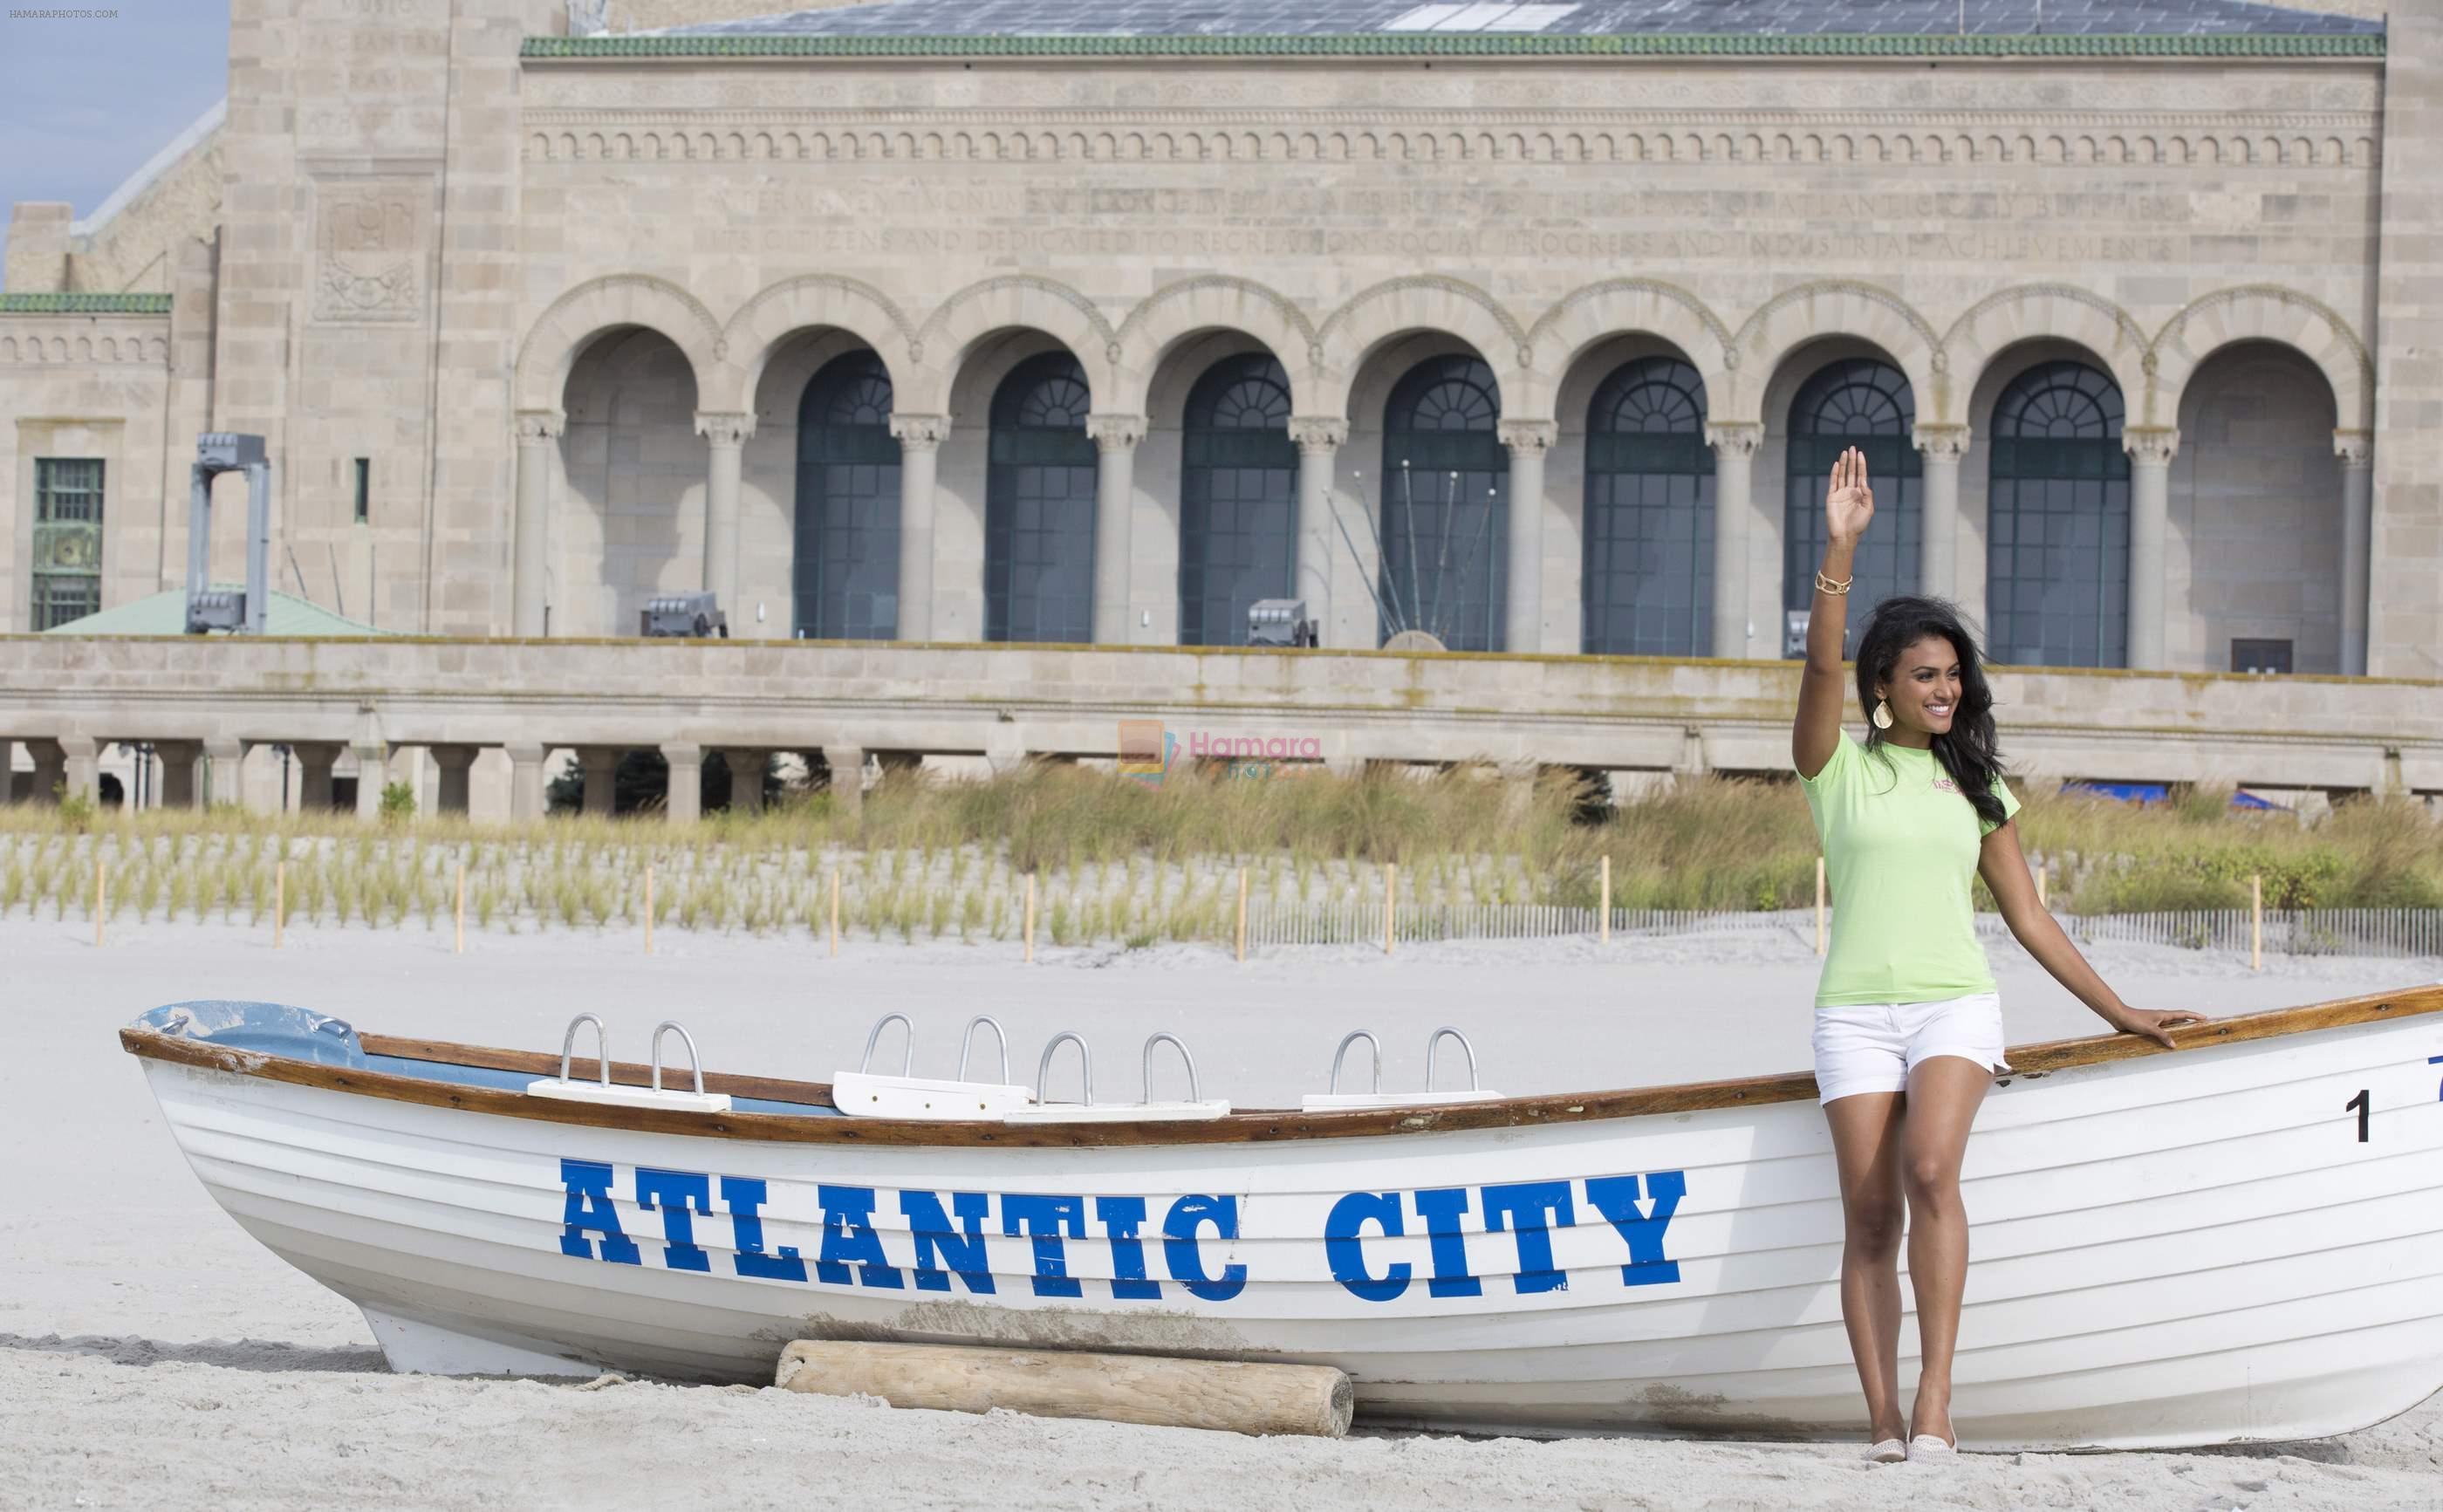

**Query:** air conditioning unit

left=640, top=592, right=728, bottom=639
left=1248, top=598, right=1317, bottom=648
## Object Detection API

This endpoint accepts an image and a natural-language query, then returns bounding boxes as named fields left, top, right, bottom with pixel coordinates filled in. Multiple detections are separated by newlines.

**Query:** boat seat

left=1297, top=1027, right=1501, bottom=1112
left=528, top=1016, right=732, bottom=1113
left=831, top=1071, right=1034, bottom=1119
left=831, top=1012, right=1037, bottom=1119
left=1001, top=1030, right=1231, bottom=1122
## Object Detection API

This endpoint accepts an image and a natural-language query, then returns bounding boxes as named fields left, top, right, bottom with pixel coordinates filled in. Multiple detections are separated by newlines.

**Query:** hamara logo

left=555, top=1161, right=1687, bottom=1303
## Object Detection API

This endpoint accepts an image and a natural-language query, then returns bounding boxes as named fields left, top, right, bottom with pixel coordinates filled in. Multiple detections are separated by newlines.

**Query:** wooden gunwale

left=123, top=985, right=2442, bottom=1149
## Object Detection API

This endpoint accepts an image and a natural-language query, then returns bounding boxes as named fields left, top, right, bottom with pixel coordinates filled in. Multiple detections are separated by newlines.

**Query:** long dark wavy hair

left=1854, top=595, right=2008, bottom=827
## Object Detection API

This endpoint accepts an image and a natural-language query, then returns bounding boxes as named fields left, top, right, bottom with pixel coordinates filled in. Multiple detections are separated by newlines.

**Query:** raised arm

left=1792, top=447, right=1872, bottom=779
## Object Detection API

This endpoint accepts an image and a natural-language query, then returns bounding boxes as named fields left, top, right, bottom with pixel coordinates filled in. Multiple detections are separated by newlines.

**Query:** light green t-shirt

left=1800, top=730, right=2021, bottom=1008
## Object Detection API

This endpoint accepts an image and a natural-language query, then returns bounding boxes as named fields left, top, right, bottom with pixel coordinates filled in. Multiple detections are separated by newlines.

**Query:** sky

left=0, top=1, right=230, bottom=223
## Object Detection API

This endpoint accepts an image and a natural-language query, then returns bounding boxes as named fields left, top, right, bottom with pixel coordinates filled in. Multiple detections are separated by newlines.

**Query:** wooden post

left=94, top=854, right=106, bottom=948
left=2036, top=862, right=2049, bottom=911
left=1599, top=854, right=1612, bottom=943
left=454, top=862, right=466, bottom=954
left=829, top=868, right=841, bottom=958
left=1023, top=872, right=1037, bottom=963
left=645, top=865, right=655, bottom=956
left=775, top=1340, right=1353, bottom=1440
left=1235, top=865, right=1249, bottom=961
left=1383, top=862, right=1397, bottom=956
left=2250, top=872, right=2263, bottom=971
left=274, top=859, right=285, bottom=949
left=1814, top=855, right=1827, bottom=957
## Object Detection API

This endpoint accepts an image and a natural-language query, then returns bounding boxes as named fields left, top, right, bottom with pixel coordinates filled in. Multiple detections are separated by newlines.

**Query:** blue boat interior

left=133, top=1001, right=845, bottom=1117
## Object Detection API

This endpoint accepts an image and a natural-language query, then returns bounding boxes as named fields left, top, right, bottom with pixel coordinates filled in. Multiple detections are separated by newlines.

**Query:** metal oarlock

left=1141, top=1032, right=1201, bottom=1104
left=1329, top=1030, right=1382, bottom=1095
left=650, top=1021, right=706, bottom=1096
left=1427, top=1026, right=1481, bottom=1093
left=558, top=1013, right=610, bottom=1088
left=958, top=1016, right=1010, bottom=1084
left=862, top=1013, right=914, bottom=1076
left=1037, top=1031, right=1092, bottom=1105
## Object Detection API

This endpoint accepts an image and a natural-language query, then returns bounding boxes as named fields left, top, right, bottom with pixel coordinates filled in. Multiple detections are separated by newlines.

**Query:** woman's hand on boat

left=2104, top=1005, right=2210, bottom=1049
left=1825, top=447, right=1875, bottom=545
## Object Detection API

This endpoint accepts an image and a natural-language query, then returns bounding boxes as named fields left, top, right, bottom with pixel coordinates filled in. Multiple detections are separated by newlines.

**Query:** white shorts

left=1812, top=991, right=2013, bottom=1105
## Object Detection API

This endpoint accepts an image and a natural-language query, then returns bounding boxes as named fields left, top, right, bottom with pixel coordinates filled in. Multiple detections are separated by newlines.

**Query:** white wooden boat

left=121, top=986, right=2443, bottom=1450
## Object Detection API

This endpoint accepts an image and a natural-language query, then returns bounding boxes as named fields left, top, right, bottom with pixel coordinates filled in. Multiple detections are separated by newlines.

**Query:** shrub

left=379, top=782, right=416, bottom=825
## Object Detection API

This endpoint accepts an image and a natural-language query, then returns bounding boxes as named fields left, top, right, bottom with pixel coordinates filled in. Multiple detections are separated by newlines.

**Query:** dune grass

left=0, top=762, right=2434, bottom=942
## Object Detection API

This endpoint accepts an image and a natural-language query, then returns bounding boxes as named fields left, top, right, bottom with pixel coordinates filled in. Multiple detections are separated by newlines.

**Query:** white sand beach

left=6, top=917, right=2440, bottom=1510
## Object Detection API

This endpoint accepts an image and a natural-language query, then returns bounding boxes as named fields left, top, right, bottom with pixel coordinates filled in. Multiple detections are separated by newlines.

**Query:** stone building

left=2, top=0, right=2439, bottom=817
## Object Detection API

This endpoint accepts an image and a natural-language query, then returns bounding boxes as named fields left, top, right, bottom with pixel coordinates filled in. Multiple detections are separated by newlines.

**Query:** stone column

left=29, top=740, right=66, bottom=806
left=1500, top=419, right=1558, bottom=654
left=2336, top=431, right=2374, bottom=677
left=204, top=738, right=246, bottom=811
left=1915, top=424, right=1971, bottom=603
left=155, top=740, right=203, bottom=810
left=513, top=410, right=564, bottom=638
left=661, top=742, right=702, bottom=824
left=505, top=742, right=547, bottom=823
left=1085, top=414, right=1145, bottom=644
left=888, top=414, right=948, bottom=643
left=721, top=749, right=764, bottom=814
left=1705, top=422, right=1764, bottom=660
left=58, top=735, right=99, bottom=807
left=823, top=744, right=866, bottom=818
left=695, top=413, right=756, bottom=619
left=431, top=744, right=477, bottom=816
left=1289, top=417, right=1348, bottom=647
left=294, top=742, right=339, bottom=811
left=576, top=747, right=619, bottom=816
left=0, top=739, right=15, bottom=804
left=2124, top=427, right=2179, bottom=671
left=354, top=744, right=389, bottom=820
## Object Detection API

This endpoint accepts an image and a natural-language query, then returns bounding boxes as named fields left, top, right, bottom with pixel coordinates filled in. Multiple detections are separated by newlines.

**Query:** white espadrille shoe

left=1865, top=1438, right=1908, bottom=1464
left=1907, top=1433, right=1957, bottom=1460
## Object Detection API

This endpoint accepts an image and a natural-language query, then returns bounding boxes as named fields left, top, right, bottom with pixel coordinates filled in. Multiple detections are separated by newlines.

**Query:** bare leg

left=1823, top=1091, right=1907, bottom=1443
left=1899, top=1055, right=1993, bottom=1445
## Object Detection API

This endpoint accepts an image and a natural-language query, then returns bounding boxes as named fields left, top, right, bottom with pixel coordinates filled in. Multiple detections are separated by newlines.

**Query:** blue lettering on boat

left=551, top=1163, right=1687, bottom=1302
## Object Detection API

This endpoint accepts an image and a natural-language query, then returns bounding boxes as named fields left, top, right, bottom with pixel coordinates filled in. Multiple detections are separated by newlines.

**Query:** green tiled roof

left=524, top=31, right=2385, bottom=58
left=0, top=292, right=173, bottom=315
left=43, top=588, right=388, bottom=639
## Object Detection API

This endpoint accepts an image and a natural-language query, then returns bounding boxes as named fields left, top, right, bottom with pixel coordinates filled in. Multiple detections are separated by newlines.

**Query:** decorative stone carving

left=1704, top=421, right=1764, bottom=459
left=888, top=413, right=951, bottom=451
left=1914, top=424, right=1973, bottom=462
left=2123, top=426, right=2180, bottom=466
left=1288, top=416, right=1349, bottom=454
left=693, top=411, right=756, bottom=448
left=313, top=181, right=428, bottom=324
left=1085, top=414, right=1147, bottom=452
left=1498, top=419, right=1559, bottom=455
left=515, top=409, right=566, bottom=441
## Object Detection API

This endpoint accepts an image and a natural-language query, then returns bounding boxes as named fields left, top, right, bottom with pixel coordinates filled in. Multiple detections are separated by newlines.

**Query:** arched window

left=986, top=351, right=1097, bottom=644
left=1583, top=356, right=1712, bottom=655
left=792, top=351, right=899, bottom=640
left=1179, top=353, right=1296, bottom=647
left=1782, top=359, right=1922, bottom=651
left=1380, top=355, right=1505, bottom=651
left=1988, top=360, right=2130, bottom=667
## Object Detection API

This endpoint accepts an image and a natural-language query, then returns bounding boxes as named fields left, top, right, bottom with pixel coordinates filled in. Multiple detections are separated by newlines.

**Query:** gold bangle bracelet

left=1813, top=571, right=1853, bottom=596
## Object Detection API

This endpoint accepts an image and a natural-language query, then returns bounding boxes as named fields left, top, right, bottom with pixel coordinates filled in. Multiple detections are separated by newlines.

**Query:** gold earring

left=1872, top=700, right=1894, bottom=730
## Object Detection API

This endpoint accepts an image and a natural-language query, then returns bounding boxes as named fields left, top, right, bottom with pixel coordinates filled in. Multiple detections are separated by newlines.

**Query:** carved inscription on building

left=314, top=181, right=428, bottom=323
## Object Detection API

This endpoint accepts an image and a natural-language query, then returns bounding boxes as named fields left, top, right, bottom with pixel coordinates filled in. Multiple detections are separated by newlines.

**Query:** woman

left=1792, top=448, right=2207, bottom=1462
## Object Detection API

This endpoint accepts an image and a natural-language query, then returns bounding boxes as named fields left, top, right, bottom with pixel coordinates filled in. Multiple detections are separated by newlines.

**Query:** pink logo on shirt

left=1932, top=777, right=1959, bottom=792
